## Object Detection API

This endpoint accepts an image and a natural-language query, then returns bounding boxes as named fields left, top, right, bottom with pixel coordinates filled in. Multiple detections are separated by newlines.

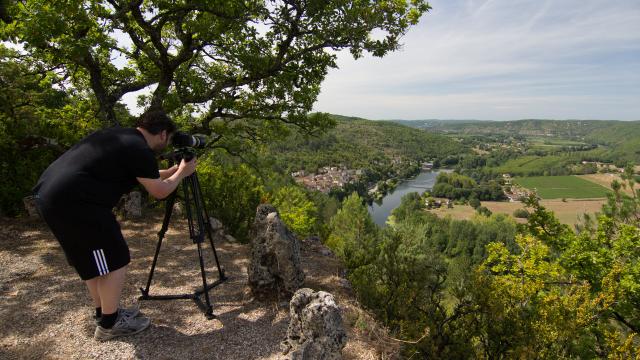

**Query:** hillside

left=266, top=115, right=467, bottom=173
left=392, top=119, right=640, bottom=164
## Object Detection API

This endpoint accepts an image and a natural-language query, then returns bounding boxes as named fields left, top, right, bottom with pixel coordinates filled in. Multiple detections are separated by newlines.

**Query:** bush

left=271, top=185, right=318, bottom=238
left=469, top=197, right=481, bottom=209
left=476, top=206, right=492, bottom=217
left=513, top=208, right=530, bottom=219
left=197, top=155, right=265, bottom=242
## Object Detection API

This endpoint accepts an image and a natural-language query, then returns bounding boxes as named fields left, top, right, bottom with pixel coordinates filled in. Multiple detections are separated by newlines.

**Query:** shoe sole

left=94, top=321, right=151, bottom=341
left=94, top=309, right=143, bottom=326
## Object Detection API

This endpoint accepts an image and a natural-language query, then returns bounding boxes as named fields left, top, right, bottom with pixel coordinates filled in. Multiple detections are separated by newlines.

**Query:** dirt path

left=0, top=214, right=390, bottom=360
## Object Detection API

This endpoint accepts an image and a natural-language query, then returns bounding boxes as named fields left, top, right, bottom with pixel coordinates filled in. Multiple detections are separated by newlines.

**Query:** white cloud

left=314, top=0, right=640, bottom=120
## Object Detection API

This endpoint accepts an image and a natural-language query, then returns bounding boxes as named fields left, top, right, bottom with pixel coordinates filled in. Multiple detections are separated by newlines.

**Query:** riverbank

left=368, top=170, right=440, bottom=226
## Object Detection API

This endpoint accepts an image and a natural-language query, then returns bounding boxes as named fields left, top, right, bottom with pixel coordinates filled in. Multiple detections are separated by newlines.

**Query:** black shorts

left=36, top=196, right=131, bottom=280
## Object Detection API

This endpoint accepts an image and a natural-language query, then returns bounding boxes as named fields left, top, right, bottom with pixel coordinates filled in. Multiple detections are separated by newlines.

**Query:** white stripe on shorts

left=99, top=249, right=109, bottom=274
left=93, top=249, right=109, bottom=276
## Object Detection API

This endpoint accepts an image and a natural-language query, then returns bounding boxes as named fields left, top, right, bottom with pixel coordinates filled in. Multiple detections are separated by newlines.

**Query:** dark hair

left=136, top=109, right=177, bottom=135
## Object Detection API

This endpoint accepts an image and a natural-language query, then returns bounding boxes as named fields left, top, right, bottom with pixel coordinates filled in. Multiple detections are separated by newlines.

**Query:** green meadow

left=513, top=175, right=611, bottom=199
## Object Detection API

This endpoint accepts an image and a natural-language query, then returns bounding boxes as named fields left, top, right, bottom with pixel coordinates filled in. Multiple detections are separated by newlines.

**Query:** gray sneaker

left=94, top=313, right=151, bottom=341
left=94, top=305, right=142, bottom=326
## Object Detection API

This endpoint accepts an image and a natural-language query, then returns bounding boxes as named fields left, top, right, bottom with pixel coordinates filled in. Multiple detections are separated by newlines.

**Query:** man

left=33, top=109, right=196, bottom=341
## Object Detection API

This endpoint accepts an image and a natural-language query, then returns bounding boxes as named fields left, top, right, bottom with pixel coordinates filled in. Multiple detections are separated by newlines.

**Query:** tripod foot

left=139, top=287, right=149, bottom=300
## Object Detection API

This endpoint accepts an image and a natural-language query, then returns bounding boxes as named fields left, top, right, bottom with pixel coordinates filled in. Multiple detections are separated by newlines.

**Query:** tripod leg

left=192, top=173, right=226, bottom=280
left=196, top=241, right=214, bottom=318
left=141, top=190, right=178, bottom=298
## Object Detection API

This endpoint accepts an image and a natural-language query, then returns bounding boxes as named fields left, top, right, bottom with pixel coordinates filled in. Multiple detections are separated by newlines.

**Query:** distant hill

left=390, top=119, right=622, bottom=136
left=265, top=115, right=467, bottom=172
left=390, top=119, right=640, bottom=164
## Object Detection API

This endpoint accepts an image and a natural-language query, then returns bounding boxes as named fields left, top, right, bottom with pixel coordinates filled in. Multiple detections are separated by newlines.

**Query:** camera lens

left=172, top=132, right=207, bottom=148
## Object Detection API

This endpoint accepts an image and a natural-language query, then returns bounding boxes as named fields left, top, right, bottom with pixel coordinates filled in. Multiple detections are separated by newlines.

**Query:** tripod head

left=160, top=147, right=197, bottom=163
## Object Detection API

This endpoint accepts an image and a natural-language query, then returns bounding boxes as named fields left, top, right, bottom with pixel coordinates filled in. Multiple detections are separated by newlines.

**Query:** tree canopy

left=1, top=0, right=430, bottom=150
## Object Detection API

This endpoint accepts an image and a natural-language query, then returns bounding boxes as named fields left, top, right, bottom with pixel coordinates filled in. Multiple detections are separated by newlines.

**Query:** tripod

left=139, top=163, right=227, bottom=319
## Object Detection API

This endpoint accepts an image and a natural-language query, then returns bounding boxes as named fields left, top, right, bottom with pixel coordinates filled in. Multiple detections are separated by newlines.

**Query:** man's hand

left=177, top=157, right=197, bottom=177
left=137, top=157, right=197, bottom=199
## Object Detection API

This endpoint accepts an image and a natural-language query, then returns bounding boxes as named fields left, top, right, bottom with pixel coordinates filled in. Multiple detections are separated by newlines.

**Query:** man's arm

left=137, top=158, right=197, bottom=199
left=159, top=165, right=178, bottom=180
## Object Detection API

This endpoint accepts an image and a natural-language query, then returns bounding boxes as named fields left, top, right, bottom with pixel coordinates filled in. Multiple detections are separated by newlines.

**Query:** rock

left=305, top=235, right=321, bottom=244
left=172, top=201, right=184, bottom=216
left=209, top=217, right=223, bottom=231
left=23, top=195, right=40, bottom=218
left=225, top=234, right=236, bottom=243
left=281, top=288, right=347, bottom=360
left=123, top=191, right=142, bottom=218
left=320, top=248, right=333, bottom=257
left=338, top=279, right=351, bottom=290
left=248, top=204, right=305, bottom=297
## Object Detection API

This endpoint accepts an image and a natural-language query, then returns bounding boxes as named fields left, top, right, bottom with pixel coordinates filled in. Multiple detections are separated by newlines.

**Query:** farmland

left=431, top=199, right=607, bottom=226
left=577, top=173, right=640, bottom=196
left=513, top=175, right=611, bottom=199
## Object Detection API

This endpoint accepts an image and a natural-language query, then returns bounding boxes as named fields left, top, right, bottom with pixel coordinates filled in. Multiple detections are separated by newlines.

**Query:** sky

left=312, top=0, right=640, bottom=121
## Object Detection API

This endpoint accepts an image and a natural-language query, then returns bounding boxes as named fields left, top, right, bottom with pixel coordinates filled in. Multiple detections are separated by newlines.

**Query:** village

left=291, top=166, right=363, bottom=193
left=292, top=161, right=435, bottom=195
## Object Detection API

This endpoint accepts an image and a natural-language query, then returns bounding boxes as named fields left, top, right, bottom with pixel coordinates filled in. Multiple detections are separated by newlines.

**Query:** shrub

left=513, top=208, right=530, bottom=219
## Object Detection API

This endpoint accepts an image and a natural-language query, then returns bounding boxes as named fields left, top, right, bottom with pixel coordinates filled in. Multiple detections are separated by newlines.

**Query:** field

left=513, top=176, right=611, bottom=199
left=494, top=155, right=568, bottom=175
left=577, top=173, right=640, bottom=196
left=431, top=199, right=607, bottom=226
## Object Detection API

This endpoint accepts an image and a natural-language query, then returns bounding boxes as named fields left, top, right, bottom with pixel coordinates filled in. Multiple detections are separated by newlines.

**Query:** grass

left=431, top=199, right=607, bottom=226
left=513, top=175, right=611, bottom=199
left=494, top=155, right=568, bottom=175
left=577, top=173, right=640, bottom=196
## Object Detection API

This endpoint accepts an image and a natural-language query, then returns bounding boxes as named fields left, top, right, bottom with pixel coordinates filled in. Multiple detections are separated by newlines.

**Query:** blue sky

left=312, top=0, right=640, bottom=120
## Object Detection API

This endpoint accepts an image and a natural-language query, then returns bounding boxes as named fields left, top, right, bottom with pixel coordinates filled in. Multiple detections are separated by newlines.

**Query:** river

left=368, top=170, right=440, bottom=226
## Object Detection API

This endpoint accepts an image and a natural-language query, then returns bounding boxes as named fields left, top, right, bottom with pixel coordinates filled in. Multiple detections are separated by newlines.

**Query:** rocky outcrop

left=23, top=195, right=39, bottom=218
left=281, top=288, right=347, bottom=360
left=122, top=191, right=142, bottom=218
left=248, top=204, right=305, bottom=297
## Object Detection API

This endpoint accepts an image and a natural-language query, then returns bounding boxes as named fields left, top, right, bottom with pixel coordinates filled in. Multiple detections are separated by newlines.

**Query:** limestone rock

left=123, top=191, right=142, bottom=218
left=248, top=204, right=305, bottom=297
left=281, top=288, right=347, bottom=360
left=320, top=248, right=333, bottom=257
left=23, top=195, right=40, bottom=218
left=209, top=217, right=223, bottom=231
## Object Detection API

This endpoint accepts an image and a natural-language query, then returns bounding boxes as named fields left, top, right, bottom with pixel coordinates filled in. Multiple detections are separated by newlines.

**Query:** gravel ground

left=0, top=213, right=397, bottom=360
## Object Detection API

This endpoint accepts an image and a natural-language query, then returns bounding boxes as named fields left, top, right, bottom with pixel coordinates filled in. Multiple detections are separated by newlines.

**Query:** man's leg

left=85, top=278, right=101, bottom=308
left=96, top=265, right=127, bottom=314
left=93, top=264, right=151, bottom=340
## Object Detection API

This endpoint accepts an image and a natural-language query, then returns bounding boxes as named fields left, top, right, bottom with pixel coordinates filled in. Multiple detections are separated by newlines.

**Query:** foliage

left=270, top=185, right=318, bottom=238
left=329, top=177, right=640, bottom=358
left=266, top=117, right=465, bottom=174
left=196, top=153, right=264, bottom=243
left=0, top=45, right=103, bottom=215
left=2, top=0, right=429, bottom=151
left=469, top=197, right=481, bottom=209
left=325, top=192, right=378, bottom=270
left=431, top=172, right=505, bottom=201
left=513, top=208, right=530, bottom=218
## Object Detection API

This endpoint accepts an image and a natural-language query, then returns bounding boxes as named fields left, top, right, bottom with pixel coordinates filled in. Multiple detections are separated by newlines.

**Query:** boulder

left=122, top=191, right=142, bottom=218
left=281, top=288, right=347, bottom=360
left=209, top=217, right=224, bottom=231
left=23, top=195, right=40, bottom=218
left=248, top=204, right=304, bottom=297
left=207, top=216, right=228, bottom=242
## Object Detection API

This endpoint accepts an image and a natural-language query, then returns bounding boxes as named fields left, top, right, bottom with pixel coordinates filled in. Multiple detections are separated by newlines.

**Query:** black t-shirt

left=33, top=127, right=160, bottom=209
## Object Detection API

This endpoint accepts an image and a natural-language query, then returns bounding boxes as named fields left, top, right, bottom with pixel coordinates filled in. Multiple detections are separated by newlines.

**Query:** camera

left=172, top=131, right=207, bottom=148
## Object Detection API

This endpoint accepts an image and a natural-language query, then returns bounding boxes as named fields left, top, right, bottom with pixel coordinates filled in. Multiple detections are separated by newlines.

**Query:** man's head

left=136, top=109, right=177, bottom=152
